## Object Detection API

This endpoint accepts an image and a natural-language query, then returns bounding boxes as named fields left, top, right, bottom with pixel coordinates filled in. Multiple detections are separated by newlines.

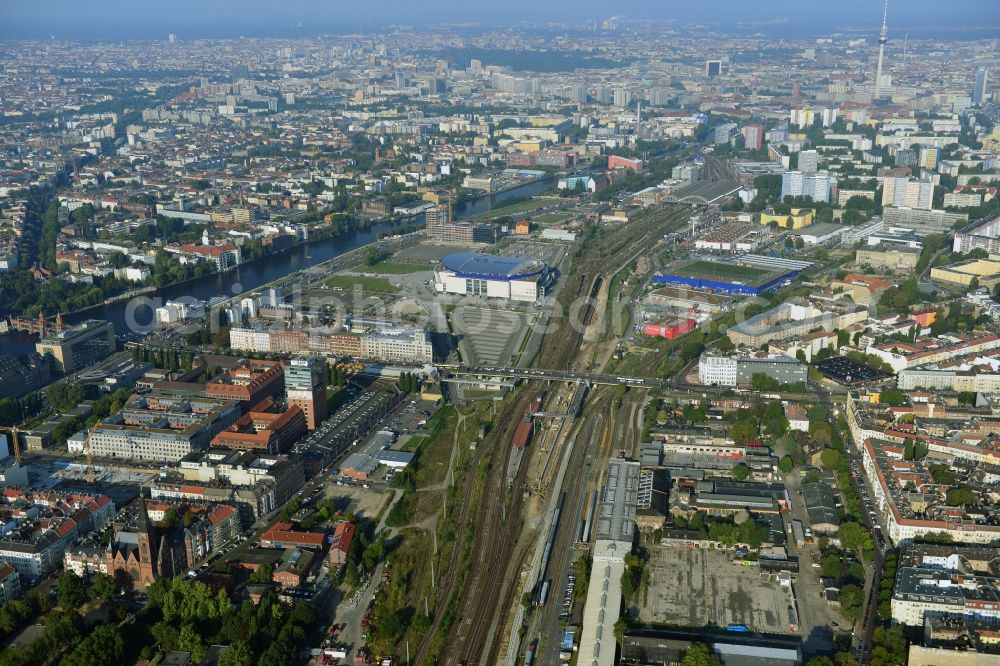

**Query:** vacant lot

left=641, top=546, right=794, bottom=635
left=322, top=485, right=390, bottom=520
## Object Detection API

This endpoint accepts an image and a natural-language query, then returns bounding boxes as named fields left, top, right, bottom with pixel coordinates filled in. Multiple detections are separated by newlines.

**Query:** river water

left=1, top=175, right=557, bottom=355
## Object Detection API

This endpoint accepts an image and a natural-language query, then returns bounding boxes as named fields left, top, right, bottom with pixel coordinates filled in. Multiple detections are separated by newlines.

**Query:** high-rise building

left=167, top=33, right=177, bottom=44
left=613, top=89, right=631, bottom=108
left=974, top=68, right=990, bottom=105
left=798, top=150, right=819, bottom=174
left=882, top=176, right=934, bottom=210
left=705, top=60, right=722, bottom=77
left=821, top=108, right=838, bottom=127
left=790, top=108, right=815, bottom=128
left=781, top=171, right=836, bottom=203
left=918, top=146, right=941, bottom=170
left=285, top=356, right=328, bottom=431
left=895, top=148, right=917, bottom=167
left=741, top=124, right=763, bottom=151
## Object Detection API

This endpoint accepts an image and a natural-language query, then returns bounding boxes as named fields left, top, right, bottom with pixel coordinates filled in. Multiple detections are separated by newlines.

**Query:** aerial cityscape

left=0, top=1, right=997, bottom=665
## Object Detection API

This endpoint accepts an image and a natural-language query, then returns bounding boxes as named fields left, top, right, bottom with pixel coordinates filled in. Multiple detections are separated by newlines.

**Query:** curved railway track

left=418, top=206, right=695, bottom=664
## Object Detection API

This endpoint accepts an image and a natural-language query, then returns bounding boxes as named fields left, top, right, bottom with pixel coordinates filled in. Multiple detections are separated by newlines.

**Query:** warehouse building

left=434, top=251, right=548, bottom=302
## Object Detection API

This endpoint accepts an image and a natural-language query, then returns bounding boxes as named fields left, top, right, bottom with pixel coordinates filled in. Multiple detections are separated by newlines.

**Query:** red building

left=205, top=359, right=285, bottom=407
left=211, top=399, right=306, bottom=453
left=608, top=155, right=645, bottom=172
left=643, top=317, right=697, bottom=340
left=328, top=521, right=356, bottom=566
left=259, top=522, right=326, bottom=550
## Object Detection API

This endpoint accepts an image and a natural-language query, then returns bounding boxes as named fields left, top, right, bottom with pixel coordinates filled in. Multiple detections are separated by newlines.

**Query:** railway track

left=421, top=206, right=695, bottom=663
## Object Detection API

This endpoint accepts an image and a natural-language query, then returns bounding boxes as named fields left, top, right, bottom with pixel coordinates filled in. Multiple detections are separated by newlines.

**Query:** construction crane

left=0, top=425, right=22, bottom=465
left=84, top=430, right=95, bottom=485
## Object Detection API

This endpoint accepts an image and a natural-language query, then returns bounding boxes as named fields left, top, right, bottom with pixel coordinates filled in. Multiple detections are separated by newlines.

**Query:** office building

left=361, top=325, right=434, bottom=364
left=973, top=67, right=990, bottom=105
left=705, top=60, right=722, bottom=77
left=284, top=356, right=328, bottom=430
left=698, top=353, right=808, bottom=387
left=727, top=299, right=868, bottom=348
left=89, top=393, right=241, bottom=462
left=35, top=319, right=115, bottom=374
left=205, top=359, right=285, bottom=407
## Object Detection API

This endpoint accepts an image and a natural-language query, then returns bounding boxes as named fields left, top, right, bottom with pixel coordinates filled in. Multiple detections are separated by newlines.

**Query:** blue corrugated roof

left=441, top=252, right=545, bottom=279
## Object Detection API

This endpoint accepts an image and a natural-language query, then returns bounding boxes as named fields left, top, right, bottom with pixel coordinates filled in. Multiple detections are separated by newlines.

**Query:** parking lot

left=452, top=306, right=533, bottom=367
left=503, top=239, right=567, bottom=269
left=641, top=546, right=795, bottom=634
left=816, top=356, right=890, bottom=385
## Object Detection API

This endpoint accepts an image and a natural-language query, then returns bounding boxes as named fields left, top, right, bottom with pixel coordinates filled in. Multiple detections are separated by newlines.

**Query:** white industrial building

left=434, top=252, right=547, bottom=302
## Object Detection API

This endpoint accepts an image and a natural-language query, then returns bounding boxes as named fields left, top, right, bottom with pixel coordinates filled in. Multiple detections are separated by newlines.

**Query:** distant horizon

left=2, top=0, right=998, bottom=41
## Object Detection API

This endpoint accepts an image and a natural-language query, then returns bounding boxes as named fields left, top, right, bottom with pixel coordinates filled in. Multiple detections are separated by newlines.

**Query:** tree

left=56, top=571, right=87, bottom=609
left=47, top=383, right=85, bottom=411
left=717, top=337, right=735, bottom=352
left=732, top=463, right=751, bottom=481
left=946, top=486, right=976, bottom=506
left=178, top=623, right=207, bottom=662
left=219, top=639, right=254, bottom=666
left=250, top=562, right=274, bottom=584
left=820, top=448, right=842, bottom=469
left=61, top=624, right=124, bottom=666
left=839, top=522, right=873, bottom=556
left=87, top=573, right=117, bottom=601
left=681, top=642, right=720, bottom=666
left=838, top=583, right=864, bottom=620
left=779, top=456, right=794, bottom=474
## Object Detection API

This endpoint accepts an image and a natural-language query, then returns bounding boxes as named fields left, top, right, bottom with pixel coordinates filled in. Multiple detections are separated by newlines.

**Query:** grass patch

left=533, top=212, right=573, bottom=225
left=363, top=261, right=432, bottom=275
left=325, top=275, right=398, bottom=292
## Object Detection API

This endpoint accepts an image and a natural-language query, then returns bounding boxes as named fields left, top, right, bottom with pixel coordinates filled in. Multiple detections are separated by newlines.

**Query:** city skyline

left=2, top=0, right=999, bottom=39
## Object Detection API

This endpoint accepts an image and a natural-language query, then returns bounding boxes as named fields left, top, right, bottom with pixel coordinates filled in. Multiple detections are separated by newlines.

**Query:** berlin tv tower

left=874, top=0, right=889, bottom=98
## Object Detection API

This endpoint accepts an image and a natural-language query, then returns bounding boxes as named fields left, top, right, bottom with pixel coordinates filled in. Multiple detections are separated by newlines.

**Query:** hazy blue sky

left=1, top=0, right=997, bottom=39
